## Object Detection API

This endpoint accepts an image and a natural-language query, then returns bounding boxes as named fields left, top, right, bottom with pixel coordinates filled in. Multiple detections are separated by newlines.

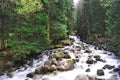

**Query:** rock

left=95, top=78, right=105, bottom=80
left=52, top=51, right=65, bottom=60
left=94, top=55, right=102, bottom=61
left=86, top=58, right=94, bottom=64
left=57, top=59, right=75, bottom=71
left=37, top=65, right=56, bottom=74
left=113, top=68, right=120, bottom=72
left=42, top=78, right=50, bottom=80
left=6, top=71, right=13, bottom=78
left=94, top=55, right=100, bottom=59
left=75, top=74, right=89, bottom=80
left=0, top=69, right=4, bottom=76
left=35, top=68, right=41, bottom=74
left=51, top=58, right=57, bottom=65
left=26, top=72, right=35, bottom=78
left=103, top=64, right=115, bottom=70
left=86, top=68, right=90, bottom=72
left=64, top=53, right=71, bottom=59
left=97, top=69, right=104, bottom=76
left=108, top=53, right=112, bottom=56
left=6, top=61, right=15, bottom=67
left=85, top=50, right=92, bottom=53
left=74, top=58, right=79, bottom=62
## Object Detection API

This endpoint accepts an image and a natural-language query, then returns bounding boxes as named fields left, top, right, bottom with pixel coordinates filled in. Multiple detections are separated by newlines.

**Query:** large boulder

left=35, top=65, right=56, bottom=74
left=75, top=74, right=89, bottom=80
left=52, top=50, right=71, bottom=60
left=97, top=69, right=104, bottom=76
left=57, top=59, right=75, bottom=71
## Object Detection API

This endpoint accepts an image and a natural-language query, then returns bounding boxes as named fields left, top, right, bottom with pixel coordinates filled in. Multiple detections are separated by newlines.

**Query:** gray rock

left=42, top=78, right=50, bottom=80
left=57, top=59, right=75, bottom=71
left=103, top=64, right=115, bottom=70
left=113, top=68, right=120, bottom=72
left=26, top=72, right=34, bottom=78
left=85, top=50, right=92, bottom=53
left=86, top=68, right=90, bottom=72
left=97, top=69, right=104, bottom=76
left=75, top=74, right=89, bottom=80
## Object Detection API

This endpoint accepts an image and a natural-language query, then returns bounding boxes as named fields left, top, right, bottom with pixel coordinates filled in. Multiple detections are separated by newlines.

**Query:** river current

left=0, top=36, right=120, bottom=80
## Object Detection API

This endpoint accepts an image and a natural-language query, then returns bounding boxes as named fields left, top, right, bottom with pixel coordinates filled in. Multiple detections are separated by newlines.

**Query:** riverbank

left=0, top=35, right=120, bottom=80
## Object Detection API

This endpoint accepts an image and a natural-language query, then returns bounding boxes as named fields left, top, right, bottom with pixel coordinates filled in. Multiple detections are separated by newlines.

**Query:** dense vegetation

left=76, top=0, right=120, bottom=56
left=0, top=0, right=75, bottom=65
left=0, top=0, right=120, bottom=67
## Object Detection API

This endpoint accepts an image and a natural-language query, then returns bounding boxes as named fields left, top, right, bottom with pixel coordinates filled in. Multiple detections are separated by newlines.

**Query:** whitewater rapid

left=0, top=36, right=120, bottom=80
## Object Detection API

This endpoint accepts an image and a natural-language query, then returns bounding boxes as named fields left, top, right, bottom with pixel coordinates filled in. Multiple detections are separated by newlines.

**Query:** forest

left=0, top=0, right=120, bottom=79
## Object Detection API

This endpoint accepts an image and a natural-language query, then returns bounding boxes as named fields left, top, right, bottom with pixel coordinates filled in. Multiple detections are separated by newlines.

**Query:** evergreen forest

left=0, top=0, right=120, bottom=76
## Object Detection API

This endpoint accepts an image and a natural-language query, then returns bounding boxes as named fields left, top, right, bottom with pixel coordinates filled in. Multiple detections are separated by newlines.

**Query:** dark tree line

left=76, top=0, right=120, bottom=55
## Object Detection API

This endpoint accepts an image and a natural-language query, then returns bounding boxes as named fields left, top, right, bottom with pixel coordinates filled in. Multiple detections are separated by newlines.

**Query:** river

left=0, top=35, right=120, bottom=80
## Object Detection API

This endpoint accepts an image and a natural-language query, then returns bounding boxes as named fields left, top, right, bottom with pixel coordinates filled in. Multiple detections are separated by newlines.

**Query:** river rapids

left=0, top=36, right=120, bottom=80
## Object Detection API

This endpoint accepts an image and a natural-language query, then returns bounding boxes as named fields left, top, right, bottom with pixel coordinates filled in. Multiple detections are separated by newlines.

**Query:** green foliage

left=50, top=22, right=68, bottom=43
left=105, top=0, right=120, bottom=44
left=53, top=0, right=59, bottom=3
left=11, top=0, right=43, bottom=15
left=0, top=0, right=75, bottom=60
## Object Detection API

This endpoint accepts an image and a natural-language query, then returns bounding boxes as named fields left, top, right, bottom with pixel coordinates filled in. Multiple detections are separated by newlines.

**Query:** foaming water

left=0, top=35, right=120, bottom=80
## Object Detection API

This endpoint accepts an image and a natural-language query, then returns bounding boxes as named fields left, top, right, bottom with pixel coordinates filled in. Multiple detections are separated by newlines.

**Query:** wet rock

left=35, top=65, right=56, bottom=74
left=86, top=68, right=90, bottom=72
left=85, top=50, right=92, bottom=53
left=6, top=72, right=13, bottom=78
left=75, top=74, right=89, bottom=80
left=94, top=55, right=102, bottom=61
left=97, top=69, right=104, bottom=76
left=26, top=72, right=35, bottom=78
left=74, top=58, right=79, bottom=62
left=64, top=53, right=71, bottom=59
left=86, top=58, right=94, bottom=64
left=113, top=68, right=120, bottom=72
left=0, top=69, right=4, bottom=76
left=94, top=55, right=100, bottom=59
left=108, top=53, right=112, bottom=56
left=57, top=59, right=75, bottom=71
left=103, top=64, right=115, bottom=70
left=51, top=58, right=57, bottom=65
left=52, top=51, right=64, bottom=59
left=95, top=78, right=105, bottom=80
left=42, top=78, right=50, bottom=80
left=6, top=61, right=15, bottom=67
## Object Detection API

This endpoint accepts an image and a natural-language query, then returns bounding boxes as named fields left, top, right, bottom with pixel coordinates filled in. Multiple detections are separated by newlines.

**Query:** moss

left=94, top=54, right=100, bottom=59
left=61, top=39, right=71, bottom=45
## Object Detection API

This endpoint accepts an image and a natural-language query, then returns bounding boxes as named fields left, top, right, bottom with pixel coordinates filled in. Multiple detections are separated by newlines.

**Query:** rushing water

left=0, top=36, right=120, bottom=80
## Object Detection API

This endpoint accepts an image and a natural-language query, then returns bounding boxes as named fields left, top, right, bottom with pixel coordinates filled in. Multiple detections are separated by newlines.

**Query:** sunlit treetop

left=11, top=0, right=43, bottom=14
